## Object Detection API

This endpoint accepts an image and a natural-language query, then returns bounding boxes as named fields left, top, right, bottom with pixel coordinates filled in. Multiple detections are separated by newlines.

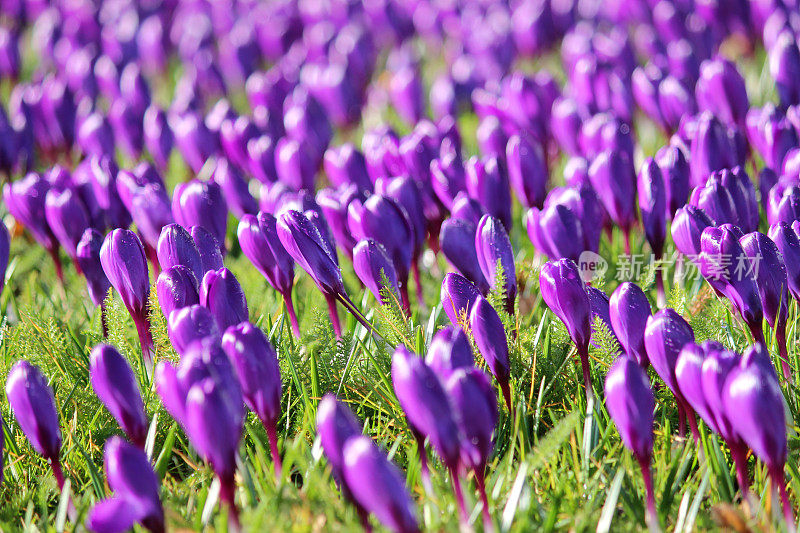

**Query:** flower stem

left=770, top=466, right=796, bottom=532
left=282, top=290, right=300, bottom=338
left=266, top=423, right=283, bottom=481
left=638, top=458, right=659, bottom=533
left=326, top=295, right=342, bottom=338
left=776, top=324, right=792, bottom=383
left=474, top=467, right=494, bottom=532
left=450, top=466, right=469, bottom=527
left=729, top=442, right=750, bottom=501
left=655, top=269, right=665, bottom=308
left=400, top=283, right=411, bottom=316
left=413, top=430, right=432, bottom=492
left=100, top=303, right=109, bottom=338
left=51, top=460, right=77, bottom=521
left=412, top=260, right=424, bottom=307
left=577, top=345, right=593, bottom=402
left=47, top=245, right=64, bottom=285
left=134, top=313, right=155, bottom=372
left=219, top=476, right=241, bottom=533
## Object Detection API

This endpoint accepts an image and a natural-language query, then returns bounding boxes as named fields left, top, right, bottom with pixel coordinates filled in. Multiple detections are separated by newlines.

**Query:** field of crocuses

left=0, top=0, right=799, bottom=531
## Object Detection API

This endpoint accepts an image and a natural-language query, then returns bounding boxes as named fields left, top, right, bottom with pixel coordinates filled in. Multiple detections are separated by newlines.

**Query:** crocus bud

left=374, top=176, right=426, bottom=261
left=770, top=30, right=800, bottom=108
left=540, top=259, right=593, bottom=393
left=699, top=226, right=765, bottom=342
left=86, top=437, right=164, bottom=533
left=389, top=65, right=425, bottom=125
left=222, top=322, right=283, bottom=475
left=89, top=345, right=148, bottom=448
left=655, top=145, right=690, bottom=218
left=589, top=150, right=637, bottom=248
left=440, top=217, right=488, bottom=293
left=316, top=185, right=366, bottom=259
left=167, top=304, right=220, bottom=356
left=769, top=222, right=800, bottom=302
left=342, top=436, right=420, bottom=533
left=157, top=223, right=203, bottom=282
left=451, top=193, right=485, bottom=225
left=550, top=97, right=583, bottom=156
left=723, top=349, right=794, bottom=526
left=638, top=158, right=667, bottom=258
left=609, top=283, right=651, bottom=367
left=190, top=226, right=224, bottom=274
left=470, top=295, right=512, bottom=412
left=675, top=341, right=730, bottom=436
left=143, top=105, right=174, bottom=171
left=644, top=308, right=698, bottom=439
left=6, top=361, right=65, bottom=484
left=506, top=134, right=547, bottom=209
left=476, top=214, right=516, bottom=315
left=392, top=346, right=463, bottom=503
left=213, top=158, right=258, bottom=219
left=172, top=180, right=228, bottom=254
left=100, top=229, right=153, bottom=366
left=353, top=239, right=401, bottom=305
left=76, top=228, right=112, bottom=308
left=200, top=268, right=248, bottom=332
left=695, top=57, right=749, bottom=129
left=441, top=273, right=481, bottom=328
left=156, top=265, right=200, bottom=319
left=658, top=76, right=697, bottom=133
left=317, top=393, right=363, bottom=477
left=44, top=187, right=90, bottom=265
left=689, top=112, right=747, bottom=187
left=465, top=156, right=512, bottom=231
left=425, top=327, right=474, bottom=379
left=604, top=355, right=657, bottom=527
left=671, top=205, right=715, bottom=258
left=324, top=143, right=372, bottom=192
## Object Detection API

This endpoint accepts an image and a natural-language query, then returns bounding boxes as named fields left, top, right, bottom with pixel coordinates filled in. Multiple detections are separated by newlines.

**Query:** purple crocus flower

left=100, top=229, right=154, bottom=368
left=342, top=436, right=421, bottom=533
left=89, top=345, right=148, bottom=448
left=166, top=304, right=220, bottom=356
left=316, top=185, right=367, bottom=260
left=391, top=346, right=465, bottom=521
left=128, top=183, right=174, bottom=268
left=4, top=172, right=63, bottom=280
left=540, top=259, right=593, bottom=396
left=445, top=367, right=497, bottom=529
left=638, top=158, right=667, bottom=302
left=440, top=217, right=489, bottom=294
left=143, top=105, right=174, bottom=171
left=476, top=214, right=516, bottom=315
left=609, top=283, right=652, bottom=368
left=699, top=226, right=765, bottom=343
left=441, top=273, right=481, bottom=328
left=324, top=143, right=372, bottom=193
left=172, top=180, right=229, bottom=254
left=430, top=139, right=467, bottom=210
left=723, top=349, right=794, bottom=526
left=655, top=145, right=690, bottom=218
left=6, top=361, right=67, bottom=490
left=156, top=266, right=200, bottom=320
left=76, top=228, right=112, bottom=309
left=348, top=195, right=415, bottom=310
left=695, top=56, right=749, bottom=129
left=506, top=134, right=547, bottom=209
left=425, top=326, right=475, bottom=379
left=238, top=212, right=298, bottom=336
left=740, top=231, right=791, bottom=377
left=44, top=187, right=90, bottom=266
left=213, top=158, right=258, bottom=219
left=671, top=205, right=715, bottom=258
left=199, top=268, right=249, bottom=332
left=469, top=295, right=512, bottom=413
left=589, top=149, right=637, bottom=252
left=86, top=437, right=164, bottom=533
left=277, top=210, right=370, bottom=337
left=157, top=224, right=203, bottom=283
left=0, top=222, right=8, bottom=297
left=644, top=308, right=698, bottom=440
left=222, top=322, right=283, bottom=476
left=190, top=226, right=224, bottom=274
left=156, top=342, right=244, bottom=530
left=604, top=355, right=657, bottom=529
left=689, top=112, right=747, bottom=187
left=769, top=221, right=800, bottom=303
left=352, top=239, right=401, bottom=306
left=465, top=156, right=512, bottom=231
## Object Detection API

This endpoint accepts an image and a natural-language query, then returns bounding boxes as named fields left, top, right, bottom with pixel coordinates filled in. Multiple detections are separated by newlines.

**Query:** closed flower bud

left=156, top=265, right=200, bottom=320
left=143, top=105, right=174, bottom=171
left=76, top=229, right=112, bottom=308
left=89, top=345, right=148, bottom=448
left=425, top=326, right=474, bottom=379
left=609, top=283, right=651, bottom=367
left=506, top=134, right=547, bottom=209
left=213, top=158, right=258, bottom=219
left=172, top=180, right=228, bottom=254
left=466, top=156, right=512, bottom=231
left=353, top=239, right=401, bottom=305
left=323, top=143, right=372, bottom=192
left=200, top=268, right=248, bottom=332
left=6, top=360, right=61, bottom=463
left=157, top=224, right=203, bottom=283
left=190, top=226, right=224, bottom=274
left=469, top=295, right=512, bottom=411
left=476, top=214, right=516, bottom=315
left=440, top=217, right=488, bottom=293
left=441, top=273, right=481, bottom=328
left=589, top=149, right=637, bottom=242
left=167, top=304, right=220, bottom=357
left=695, top=57, right=749, bottom=129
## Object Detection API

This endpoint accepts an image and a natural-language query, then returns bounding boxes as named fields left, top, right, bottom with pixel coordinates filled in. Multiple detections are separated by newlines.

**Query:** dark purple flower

left=540, top=259, right=593, bottom=393
left=128, top=183, right=174, bottom=256
left=550, top=97, right=583, bottom=156
left=213, top=158, right=258, bottom=219
left=86, top=437, right=164, bottom=533
left=770, top=30, right=800, bottom=108
left=441, top=273, right=481, bottom=328
left=342, top=435, right=420, bottom=533
left=723, top=348, right=794, bottom=525
left=169, top=111, right=219, bottom=174
left=172, top=180, right=228, bottom=254
left=655, top=145, right=690, bottom=218
left=695, top=56, right=749, bottom=129
left=440, top=217, right=488, bottom=294
left=6, top=361, right=66, bottom=487
left=451, top=193, right=485, bottom=226
left=374, top=176, right=426, bottom=262
left=275, top=137, right=317, bottom=192
left=100, top=229, right=153, bottom=367
left=469, top=295, right=512, bottom=412
left=658, top=76, right=697, bottom=133
left=76, top=228, right=111, bottom=308
left=768, top=221, right=800, bottom=302
left=166, top=303, right=220, bottom=356
left=389, top=65, right=425, bottom=125
left=430, top=140, right=467, bottom=209
left=352, top=239, right=401, bottom=306
left=476, top=214, right=516, bottom=314
left=222, top=321, right=283, bottom=476
left=671, top=205, right=715, bottom=257
left=199, top=268, right=248, bottom=333
left=157, top=224, right=203, bottom=283
left=323, top=143, right=372, bottom=192
left=90, top=345, right=148, bottom=448
left=689, top=112, right=747, bottom=187
left=190, top=226, right=224, bottom=274
left=316, top=393, right=363, bottom=478
left=588, top=149, right=637, bottom=247
left=156, top=265, right=200, bottom=320
left=604, top=355, right=657, bottom=528
left=699, top=226, right=765, bottom=342
left=506, top=134, right=547, bottom=209
left=465, top=156, right=512, bottom=231
left=609, top=283, right=652, bottom=368
left=425, top=327, right=474, bottom=379
left=316, top=185, right=366, bottom=260
left=644, top=308, right=698, bottom=440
